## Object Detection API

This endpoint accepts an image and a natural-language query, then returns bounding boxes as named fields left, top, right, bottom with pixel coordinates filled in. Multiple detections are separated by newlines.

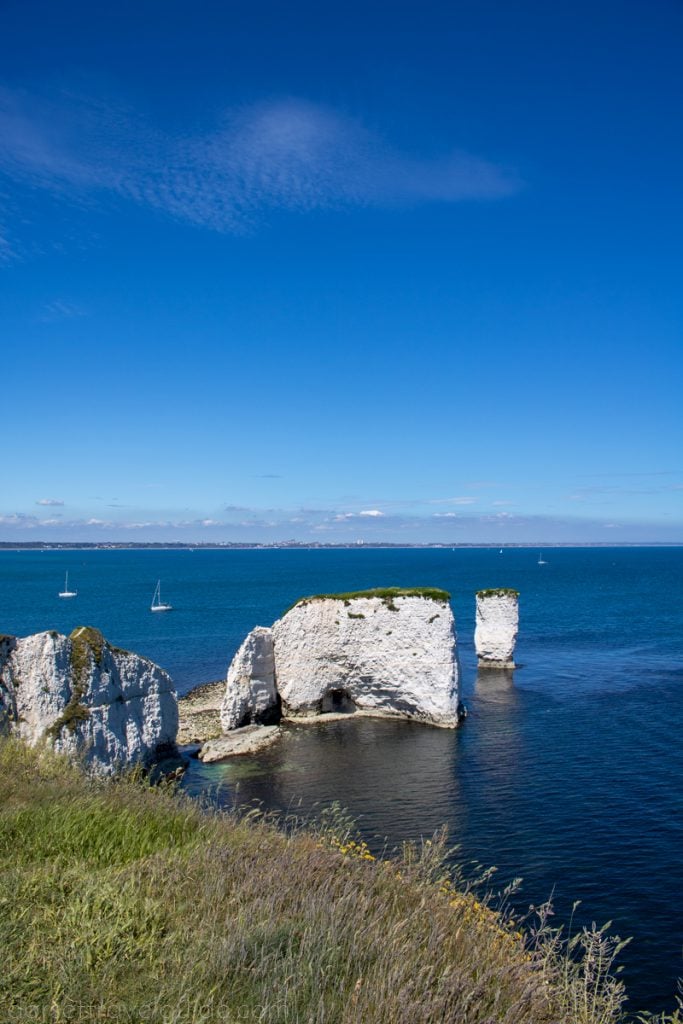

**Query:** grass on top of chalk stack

left=0, top=738, right=679, bottom=1024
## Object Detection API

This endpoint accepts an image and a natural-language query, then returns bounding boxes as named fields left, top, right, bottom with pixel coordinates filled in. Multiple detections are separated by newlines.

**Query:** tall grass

left=1, top=738, right=680, bottom=1024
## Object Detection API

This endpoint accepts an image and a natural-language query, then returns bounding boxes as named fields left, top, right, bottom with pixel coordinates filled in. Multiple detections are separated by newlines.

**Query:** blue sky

left=1, top=0, right=681, bottom=543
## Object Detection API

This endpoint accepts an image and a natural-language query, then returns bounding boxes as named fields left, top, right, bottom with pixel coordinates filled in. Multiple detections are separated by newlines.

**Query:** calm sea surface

left=1, top=546, right=682, bottom=1014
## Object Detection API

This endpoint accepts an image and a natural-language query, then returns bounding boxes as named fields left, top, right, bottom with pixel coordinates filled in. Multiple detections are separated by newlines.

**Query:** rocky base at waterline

left=0, top=627, right=178, bottom=775
left=222, top=587, right=461, bottom=732
left=199, top=724, right=281, bottom=761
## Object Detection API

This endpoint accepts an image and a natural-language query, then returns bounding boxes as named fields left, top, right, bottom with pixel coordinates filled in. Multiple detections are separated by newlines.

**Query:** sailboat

left=58, top=572, right=77, bottom=598
left=150, top=580, right=172, bottom=612
left=537, top=552, right=547, bottom=565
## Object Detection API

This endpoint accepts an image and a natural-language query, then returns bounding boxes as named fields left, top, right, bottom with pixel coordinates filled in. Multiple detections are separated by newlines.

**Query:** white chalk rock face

left=220, top=626, right=278, bottom=731
left=272, top=593, right=460, bottom=727
left=0, top=627, right=178, bottom=774
left=474, top=590, right=519, bottom=667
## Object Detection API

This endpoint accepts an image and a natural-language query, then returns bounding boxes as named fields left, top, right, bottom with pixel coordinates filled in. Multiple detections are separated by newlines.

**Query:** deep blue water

left=1, top=546, right=682, bottom=1014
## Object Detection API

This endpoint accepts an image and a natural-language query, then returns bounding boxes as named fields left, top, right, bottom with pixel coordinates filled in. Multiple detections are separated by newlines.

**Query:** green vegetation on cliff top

left=476, top=588, right=520, bottom=598
left=294, top=586, right=451, bottom=607
left=0, top=738, right=666, bottom=1024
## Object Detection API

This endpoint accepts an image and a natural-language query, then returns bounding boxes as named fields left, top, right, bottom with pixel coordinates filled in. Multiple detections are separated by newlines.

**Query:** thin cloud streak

left=0, top=228, right=13, bottom=263
left=0, top=90, right=520, bottom=237
left=429, top=496, right=477, bottom=506
left=567, top=483, right=682, bottom=503
left=39, top=300, right=87, bottom=323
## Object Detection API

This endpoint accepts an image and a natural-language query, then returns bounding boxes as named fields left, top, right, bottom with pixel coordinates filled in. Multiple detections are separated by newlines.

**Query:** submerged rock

left=0, top=627, right=178, bottom=774
left=223, top=587, right=460, bottom=729
left=474, top=590, right=519, bottom=668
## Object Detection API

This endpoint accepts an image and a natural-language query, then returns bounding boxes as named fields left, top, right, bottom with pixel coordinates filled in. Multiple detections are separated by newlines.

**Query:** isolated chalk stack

left=474, top=589, right=519, bottom=669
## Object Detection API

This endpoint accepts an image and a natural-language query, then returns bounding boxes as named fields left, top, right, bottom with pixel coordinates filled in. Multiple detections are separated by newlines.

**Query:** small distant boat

left=58, top=572, right=77, bottom=598
left=150, top=580, right=172, bottom=612
left=499, top=548, right=503, bottom=554
left=538, top=552, right=547, bottom=565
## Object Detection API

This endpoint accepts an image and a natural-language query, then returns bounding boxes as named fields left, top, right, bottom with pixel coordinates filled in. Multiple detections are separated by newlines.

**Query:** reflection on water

left=470, top=669, right=524, bottom=811
left=474, top=668, right=517, bottom=705
left=183, top=717, right=464, bottom=844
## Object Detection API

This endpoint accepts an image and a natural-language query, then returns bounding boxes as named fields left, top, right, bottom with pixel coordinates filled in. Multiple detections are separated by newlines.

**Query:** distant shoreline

left=0, top=541, right=681, bottom=551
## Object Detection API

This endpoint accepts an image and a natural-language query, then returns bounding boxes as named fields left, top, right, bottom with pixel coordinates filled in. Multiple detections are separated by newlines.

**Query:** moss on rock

left=48, top=626, right=106, bottom=738
left=476, top=588, right=519, bottom=599
left=293, top=586, right=451, bottom=611
left=69, top=626, right=105, bottom=684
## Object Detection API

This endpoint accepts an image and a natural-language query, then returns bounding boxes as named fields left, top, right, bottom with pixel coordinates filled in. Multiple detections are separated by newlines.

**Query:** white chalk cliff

left=220, top=626, right=278, bottom=731
left=221, top=589, right=460, bottom=730
left=0, top=627, right=178, bottom=774
left=474, top=590, right=519, bottom=668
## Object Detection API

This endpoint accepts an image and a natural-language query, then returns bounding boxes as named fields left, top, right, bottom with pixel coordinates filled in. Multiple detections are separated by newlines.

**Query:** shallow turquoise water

left=1, top=546, right=682, bottom=1013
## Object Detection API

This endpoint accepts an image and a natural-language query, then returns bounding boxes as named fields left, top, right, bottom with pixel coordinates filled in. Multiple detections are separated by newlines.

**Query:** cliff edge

left=0, top=627, right=178, bottom=774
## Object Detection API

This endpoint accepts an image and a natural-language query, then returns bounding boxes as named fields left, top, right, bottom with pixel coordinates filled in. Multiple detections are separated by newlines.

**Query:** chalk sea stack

left=0, top=627, right=178, bottom=775
left=474, top=589, right=519, bottom=668
left=220, top=587, right=461, bottom=730
left=221, top=625, right=279, bottom=731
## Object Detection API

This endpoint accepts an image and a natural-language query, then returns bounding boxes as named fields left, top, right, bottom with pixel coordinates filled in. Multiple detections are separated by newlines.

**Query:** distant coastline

left=0, top=541, right=680, bottom=551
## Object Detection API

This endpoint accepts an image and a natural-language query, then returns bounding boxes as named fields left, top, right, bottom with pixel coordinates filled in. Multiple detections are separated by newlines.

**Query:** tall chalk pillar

left=475, top=589, right=519, bottom=669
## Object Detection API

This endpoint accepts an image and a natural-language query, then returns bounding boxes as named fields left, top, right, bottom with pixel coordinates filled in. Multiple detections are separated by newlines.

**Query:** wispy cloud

left=0, top=514, right=37, bottom=526
left=568, top=485, right=666, bottom=503
left=223, top=503, right=257, bottom=513
left=429, top=496, right=477, bottom=506
left=0, top=89, right=519, bottom=238
left=331, top=509, right=385, bottom=520
left=578, top=471, right=680, bottom=479
left=38, top=300, right=86, bottom=323
left=35, top=498, right=64, bottom=506
left=0, top=228, right=13, bottom=264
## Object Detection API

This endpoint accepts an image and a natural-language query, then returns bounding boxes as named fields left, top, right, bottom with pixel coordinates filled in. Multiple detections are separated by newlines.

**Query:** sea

left=1, top=545, right=682, bottom=1015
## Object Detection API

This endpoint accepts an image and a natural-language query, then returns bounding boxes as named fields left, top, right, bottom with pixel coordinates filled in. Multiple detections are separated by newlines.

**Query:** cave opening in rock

left=321, top=688, right=357, bottom=714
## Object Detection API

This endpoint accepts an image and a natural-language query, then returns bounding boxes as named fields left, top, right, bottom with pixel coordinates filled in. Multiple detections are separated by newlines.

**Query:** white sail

left=150, top=580, right=172, bottom=612
left=58, top=572, right=77, bottom=598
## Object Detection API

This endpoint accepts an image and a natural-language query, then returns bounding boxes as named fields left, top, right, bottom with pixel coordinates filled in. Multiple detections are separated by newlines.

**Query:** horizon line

left=0, top=541, right=681, bottom=550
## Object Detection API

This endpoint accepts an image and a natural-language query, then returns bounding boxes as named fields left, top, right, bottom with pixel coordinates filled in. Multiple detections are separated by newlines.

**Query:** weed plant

left=1, top=739, right=681, bottom=1024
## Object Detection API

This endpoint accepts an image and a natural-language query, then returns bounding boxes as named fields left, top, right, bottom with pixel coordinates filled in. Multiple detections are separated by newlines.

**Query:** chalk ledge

left=198, top=724, right=281, bottom=761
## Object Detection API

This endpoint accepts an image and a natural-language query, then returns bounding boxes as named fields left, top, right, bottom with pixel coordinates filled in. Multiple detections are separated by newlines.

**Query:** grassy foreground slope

left=0, top=739, right=673, bottom=1024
